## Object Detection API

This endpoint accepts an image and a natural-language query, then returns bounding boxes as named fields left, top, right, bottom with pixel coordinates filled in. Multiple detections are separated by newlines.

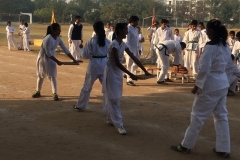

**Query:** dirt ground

left=0, top=47, right=240, bottom=160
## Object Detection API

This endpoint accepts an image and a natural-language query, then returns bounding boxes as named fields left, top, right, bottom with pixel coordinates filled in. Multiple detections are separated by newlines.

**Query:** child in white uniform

left=32, top=23, right=78, bottom=101
left=147, top=21, right=159, bottom=64
left=102, top=23, right=151, bottom=135
left=174, top=29, right=183, bottom=42
left=23, top=22, right=30, bottom=51
left=107, top=25, right=115, bottom=41
left=19, top=20, right=25, bottom=50
left=137, top=26, right=145, bottom=55
left=73, top=21, right=110, bottom=111
left=227, top=31, right=236, bottom=51
left=172, top=19, right=231, bottom=158
left=6, top=21, right=18, bottom=51
left=232, top=32, right=240, bottom=68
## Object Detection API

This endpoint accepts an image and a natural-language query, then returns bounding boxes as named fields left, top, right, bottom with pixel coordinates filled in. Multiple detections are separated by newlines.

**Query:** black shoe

left=213, top=148, right=230, bottom=158
left=157, top=81, right=168, bottom=85
left=73, top=105, right=83, bottom=112
left=171, top=144, right=190, bottom=154
left=53, top=93, right=59, bottom=101
left=126, top=81, right=136, bottom=86
left=123, top=74, right=127, bottom=79
left=164, top=78, right=174, bottom=82
left=32, top=91, right=41, bottom=98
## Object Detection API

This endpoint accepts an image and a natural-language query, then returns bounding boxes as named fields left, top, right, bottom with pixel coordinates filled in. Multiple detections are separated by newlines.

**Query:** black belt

left=92, top=55, right=107, bottom=58
left=156, top=43, right=169, bottom=56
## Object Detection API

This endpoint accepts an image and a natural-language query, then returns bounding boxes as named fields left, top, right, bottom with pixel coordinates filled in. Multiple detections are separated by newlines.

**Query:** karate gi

left=23, top=26, right=30, bottom=51
left=19, top=24, right=25, bottom=49
left=183, top=29, right=204, bottom=75
left=6, top=25, right=18, bottom=50
left=102, top=40, right=128, bottom=128
left=107, top=31, right=114, bottom=41
left=232, top=41, right=240, bottom=69
left=124, top=24, right=139, bottom=83
left=138, top=33, right=144, bottom=55
left=76, top=36, right=110, bottom=109
left=227, top=37, right=236, bottom=51
left=36, top=35, right=70, bottom=94
left=225, top=58, right=240, bottom=92
left=147, top=27, right=157, bottom=63
left=155, top=40, right=182, bottom=82
left=174, top=34, right=183, bottom=42
left=105, top=28, right=111, bottom=38
left=181, top=42, right=230, bottom=153
left=68, top=22, right=83, bottom=61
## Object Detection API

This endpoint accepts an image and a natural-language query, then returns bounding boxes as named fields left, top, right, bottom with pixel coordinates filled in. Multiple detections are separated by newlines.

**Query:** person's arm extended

left=49, top=56, right=62, bottom=66
left=125, top=48, right=151, bottom=75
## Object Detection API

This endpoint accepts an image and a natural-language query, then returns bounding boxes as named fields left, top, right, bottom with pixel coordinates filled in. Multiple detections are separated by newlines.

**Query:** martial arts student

left=22, top=22, right=30, bottom=51
left=124, top=16, right=141, bottom=86
left=198, top=22, right=210, bottom=46
left=68, top=15, right=83, bottom=62
left=147, top=21, right=159, bottom=64
left=183, top=20, right=204, bottom=79
left=32, top=23, right=78, bottom=101
left=226, top=54, right=240, bottom=96
left=155, top=40, right=186, bottom=84
left=73, top=21, right=110, bottom=111
left=137, top=26, right=145, bottom=55
left=232, top=32, right=240, bottom=68
left=6, top=21, right=18, bottom=51
left=105, top=22, right=111, bottom=38
left=107, top=25, right=115, bottom=41
left=227, top=31, right=236, bottom=51
left=19, top=20, right=25, bottom=50
left=102, top=23, right=151, bottom=135
left=174, top=29, right=183, bottom=42
left=171, top=19, right=231, bottom=158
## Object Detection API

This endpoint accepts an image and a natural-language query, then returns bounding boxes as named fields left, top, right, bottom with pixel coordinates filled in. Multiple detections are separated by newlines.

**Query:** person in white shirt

left=172, top=19, right=231, bottom=158
left=32, top=23, right=78, bottom=101
left=227, top=31, right=236, bottom=51
left=124, top=16, right=141, bottom=86
left=68, top=15, right=83, bottom=62
left=232, top=32, right=240, bottom=68
left=174, top=29, right=183, bottom=42
left=73, top=21, right=110, bottom=111
left=147, top=21, right=159, bottom=64
left=155, top=40, right=186, bottom=84
left=18, top=20, right=25, bottom=50
left=137, top=26, right=145, bottom=55
left=22, top=22, right=30, bottom=51
left=198, top=22, right=210, bottom=46
left=6, top=21, right=18, bottom=51
left=102, top=23, right=151, bottom=135
left=107, top=25, right=115, bottom=41
left=183, top=20, right=204, bottom=78
left=105, top=22, right=111, bottom=38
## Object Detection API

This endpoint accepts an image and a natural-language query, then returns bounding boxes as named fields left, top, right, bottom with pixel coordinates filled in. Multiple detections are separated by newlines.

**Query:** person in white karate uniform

left=172, top=19, right=231, bottom=158
left=73, top=21, right=110, bottom=111
left=6, top=21, right=18, bottom=51
left=155, top=40, right=186, bottom=84
left=124, top=16, right=140, bottom=86
left=227, top=31, right=236, bottom=51
left=68, top=15, right=83, bottom=62
left=147, top=21, right=159, bottom=64
left=183, top=20, right=204, bottom=78
left=107, top=25, right=115, bottom=41
left=105, top=22, right=111, bottom=38
left=198, top=22, right=210, bottom=46
left=32, top=23, right=78, bottom=101
left=18, top=20, right=25, bottom=50
left=22, top=22, right=30, bottom=51
left=174, top=29, right=183, bottom=42
left=102, top=23, right=151, bottom=135
left=137, top=26, right=145, bottom=55
left=232, top=32, right=240, bottom=68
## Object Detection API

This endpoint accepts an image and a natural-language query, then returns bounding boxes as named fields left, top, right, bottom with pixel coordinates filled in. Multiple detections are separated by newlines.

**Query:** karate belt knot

left=188, top=41, right=198, bottom=51
left=156, top=43, right=169, bottom=56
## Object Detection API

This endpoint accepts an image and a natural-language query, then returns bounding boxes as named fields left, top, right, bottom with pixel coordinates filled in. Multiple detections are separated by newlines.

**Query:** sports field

left=0, top=24, right=240, bottom=160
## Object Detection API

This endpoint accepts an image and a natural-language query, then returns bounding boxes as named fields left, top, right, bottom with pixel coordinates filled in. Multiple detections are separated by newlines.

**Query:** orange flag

left=51, top=8, right=56, bottom=24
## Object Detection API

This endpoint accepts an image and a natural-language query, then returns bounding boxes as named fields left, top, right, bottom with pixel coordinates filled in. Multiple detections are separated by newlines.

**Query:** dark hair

left=7, top=21, right=11, bottom=24
left=155, top=21, right=159, bottom=25
left=136, top=26, right=141, bottom=30
left=24, top=22, right=28, bottom=27
left=112, top=23, right=128, bottom=40
left=20, top=20, right=24, bottom=23
left=161, top=19, right=168, bottom=24
left=180, top=42, right=186, bottom=49
left=46, top=25, right=52, bottom=36
left=229, top=31, right=235, bottom=35
left=206, top=19, right=228, bottom=46
left=190, top=20, right=198, bottom=25
left=198, top=22, right=205, bottom=28
left=129, top=16, right=139, bottom=23
left=231, top=54, right=235, bottom=61
left=51, top=23, right=60, bottom=32
left=93, top=21, right=106, bottom=47
left=236, top=31, right=240, bottom=37
left=75, top=15, right=81, bottom=20
left=174, top=29, right=179, bottom=32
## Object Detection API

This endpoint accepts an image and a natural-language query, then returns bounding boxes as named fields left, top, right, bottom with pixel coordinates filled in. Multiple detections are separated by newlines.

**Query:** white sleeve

left=81, top=39, right=92, bottom=59
left=58, top=37, right=71, bottom=55
left=183, top=32, right=189, bottom=44
left=68, top=24, right=74, bottom=41
left=153, top=29, right=159, bottom=45
left=169, top=29, right=174, bottom=40
left=198, top=32, right=205, bottom=49
left=232, top=42, right=239, bottom=57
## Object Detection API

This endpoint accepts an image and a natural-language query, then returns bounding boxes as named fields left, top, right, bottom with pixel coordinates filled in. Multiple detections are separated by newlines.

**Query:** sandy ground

left=0, top=47, right=240, bottom=160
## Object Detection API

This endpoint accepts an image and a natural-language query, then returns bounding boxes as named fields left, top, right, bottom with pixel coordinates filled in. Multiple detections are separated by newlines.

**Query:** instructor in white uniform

left=6, top=21, right=18, bottom=51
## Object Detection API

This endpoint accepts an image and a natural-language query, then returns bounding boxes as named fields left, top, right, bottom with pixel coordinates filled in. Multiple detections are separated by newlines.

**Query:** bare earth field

left=0, top=24, right=240, bottom=160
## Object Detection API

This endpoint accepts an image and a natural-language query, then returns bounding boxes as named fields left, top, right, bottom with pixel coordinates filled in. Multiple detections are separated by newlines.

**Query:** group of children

left=6, top=20, right=30, bottom=51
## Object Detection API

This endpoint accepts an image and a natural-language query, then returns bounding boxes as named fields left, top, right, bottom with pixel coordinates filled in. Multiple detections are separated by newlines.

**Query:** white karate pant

left=70, top=40, right=81, bottom=61
left=156, top=48, right=169, bottom=82
left=228, top=74, right=238, bottom=92
left=23, top=38, right=30, bottom=51
left=184, top=50, right=199, bottom=75
left=7, top=35, right=18, bottom=50
left=181, top=88, right=230, bottom=153
left=19, top=36, right=23, bottom=49
left=107, top=98, right=123, bottom=128
left=125, top=54, right=140, bottom=82
left=76, top=73, right=103, bottom=109
left=36, top=77, right=57, bottom=94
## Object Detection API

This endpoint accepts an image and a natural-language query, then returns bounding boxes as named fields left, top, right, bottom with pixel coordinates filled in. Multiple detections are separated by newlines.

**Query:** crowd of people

left=6, top=14, right=240, bottom=158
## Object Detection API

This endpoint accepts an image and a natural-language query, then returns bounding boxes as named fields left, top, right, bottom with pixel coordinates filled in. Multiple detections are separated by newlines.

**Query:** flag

left=151, top=7, right=155, bottom=25
left=51, top=8, right=56, bottom=24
